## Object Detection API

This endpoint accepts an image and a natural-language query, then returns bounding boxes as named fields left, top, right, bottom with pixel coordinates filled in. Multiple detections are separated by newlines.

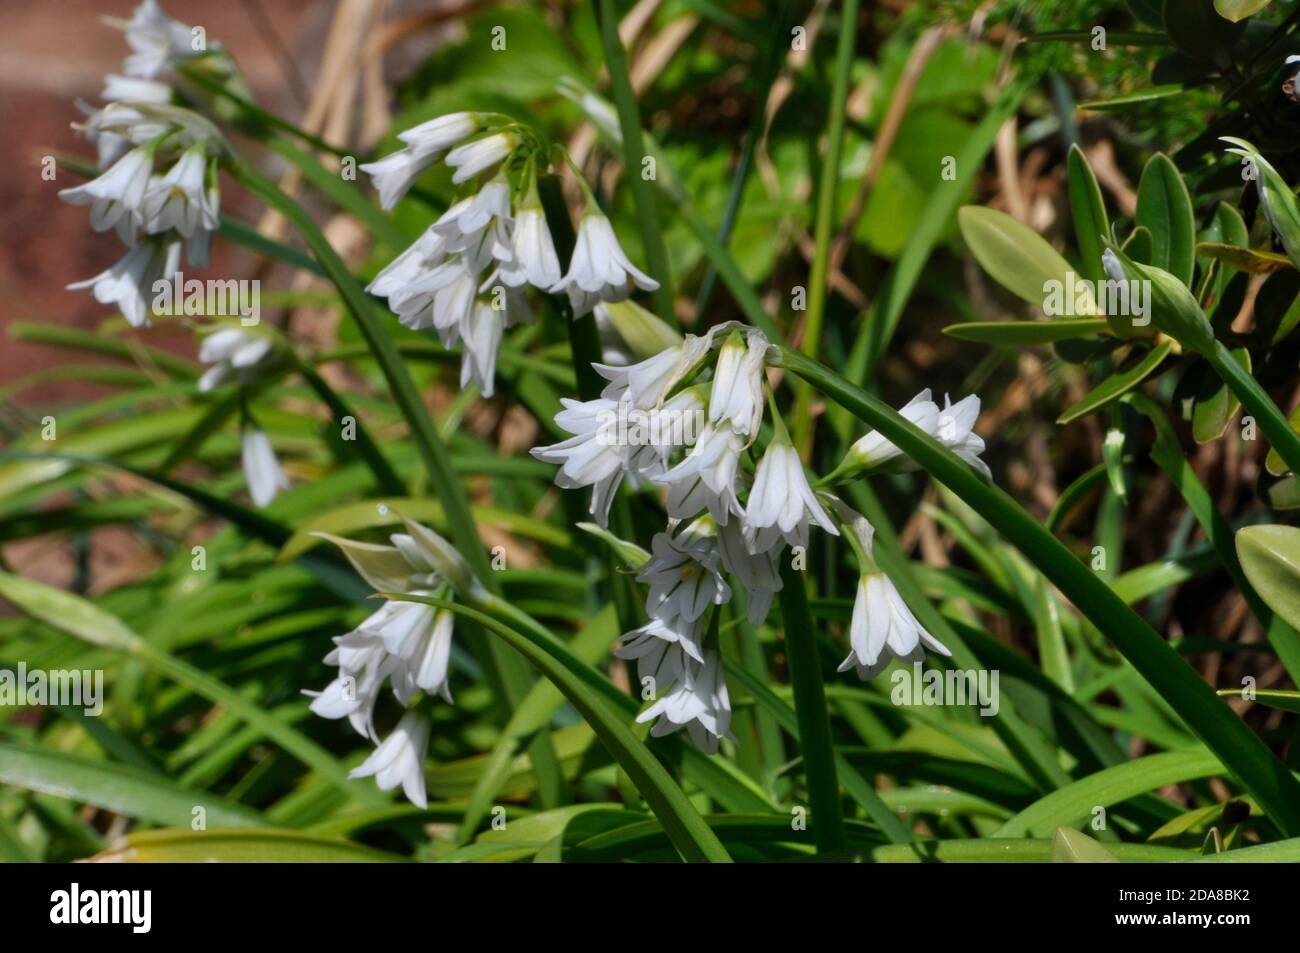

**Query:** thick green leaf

left=1214, top=0, right=1272, bottom=23
left=1136, top=153, right=1196, bottom=285
left=958, top=206, right=1083, bottom=309
left=1192, top=346, right=1249, bottom=442
left=1068, top=144, right=1110, bottom=282
left=1237, top=525, right=1300, bottom=631
left=1165, top=0, right=1244, bottom=63
left=944, top=319, right=1109, bottom=345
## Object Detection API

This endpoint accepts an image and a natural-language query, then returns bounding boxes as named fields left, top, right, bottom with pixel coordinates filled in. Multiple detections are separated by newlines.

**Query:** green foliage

left=6, top=0, right=1300, bottom=865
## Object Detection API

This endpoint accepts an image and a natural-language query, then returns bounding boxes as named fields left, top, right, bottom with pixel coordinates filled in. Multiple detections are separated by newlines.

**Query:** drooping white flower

left=142, top=144, right=218, bottom=240
left=364, top=600, right=456, bottom=705
left=637, top=522, right=732, bottom=626
left=119, top=0, right=198, bottom=79
left=657, top=420, right=745, bottom=524
left=708, top=329, right=767, bottom=437
left=349, top=710, right=431, bottom=809
left=240, top=428, right=289, bottom=507
left=74, top=102, right=167, bottom=170
left=495, top=186, right=561, bottom=290
left=197, top=327, right=274, bottom=391
left=551, top=211, right=659, bottom=317
left=637, top=649, right=734, bottom=754
left=839, top=388, right=989, bottom=478
left=398, top=111, right=482, bottom=155
left=445, top=131, right=518, bottom=185
left=746, top=439, right=839, bottom=553
left=305, top=630, right=391, bottom=740
left=459, top=298, right=506, bottom=397
left=848, top=389, right=940, bottom=470
left=716, top=518, right=782, bottom=625
left=836, top=570, right=951, bottom=680
left=366, top=228, right=442, bottom=299
left=67, top=235, right=181, bottom=327
left=58, top=145, right=154, bottom=243
left=102, top=74, right=172, bottom=105
left=935, top=394, right=990, bottom=478
left=374, top=188, right=513, bottom=343
left=360, top=113, right=483, bottom=210
left=616, top=617, right=703, bottom=681
left=532, top=388, right=699, bottom=526
left=592, top=332, right=710, bottom=410
left=360, top=150, right=432, bottom=212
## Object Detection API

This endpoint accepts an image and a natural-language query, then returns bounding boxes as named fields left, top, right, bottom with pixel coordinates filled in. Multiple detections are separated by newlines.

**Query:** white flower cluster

left=533, top=323, right=989, bottom=753
left=362, top=113, right=658, bottom=397
left=61, top=1, right=222, bottom=327
left=303, top=515, right=473, bottom=808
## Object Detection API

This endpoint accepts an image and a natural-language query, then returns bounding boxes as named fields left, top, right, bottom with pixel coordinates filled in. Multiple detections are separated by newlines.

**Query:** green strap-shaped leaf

left=91, top=828, right=407, bottom=862
left=1216, top=688, right=1300, bottom=714
left=996, top=750, right=1224, bottom=837
left=0, top=571, right=383, bottom=806
left=0, top=742, right=265, bottom=829
left=873, top=838, right=1194, bottom=862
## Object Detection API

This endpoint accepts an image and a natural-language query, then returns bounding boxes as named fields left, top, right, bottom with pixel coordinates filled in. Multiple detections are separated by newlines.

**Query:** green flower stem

left=777, top=561, right=846, bottom=855
left=232, top=161, right=565, bottom=806
left=291, top=354, right=405, bottom=496
left=539, top=175, right=640, bottom=633
left=680, top=208, right=782, bottom=341
left=176, top=62, right=350, bottom=159
left=1205, top=338, right=1300, bottom=476
left=793, top=0, right=859, bottom=455
left=694, top=0, right=796, bottom=316
left=780, top=345, right=1300, bottom=837
left=594, top=0, right=675, bottom=325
